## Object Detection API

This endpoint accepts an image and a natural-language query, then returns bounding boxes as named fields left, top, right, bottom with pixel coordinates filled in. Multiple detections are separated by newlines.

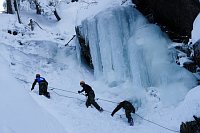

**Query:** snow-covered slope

left=0, top=50, right=66, bottom=133
left=192, top=13, right=200, bottom=43
left=0, top=0, right=200, bottom=133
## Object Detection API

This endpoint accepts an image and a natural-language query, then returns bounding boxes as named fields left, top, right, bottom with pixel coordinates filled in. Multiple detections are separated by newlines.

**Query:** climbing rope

left=135, top=113, right=179, bottom=133
left=16, top=77, right=31, bottom=84
left=50, top=89, right=124, bottom=117
left=50, top=87, right=118, bottom=104
left=49, top=87, right=79, bottom=95
left=50, top=87, right=180, bottom=132
left=50, top=89, right=85, bottom=102
left=96, top=98, right=118, bottom=104
left=16, top=77, right=179, bottom=132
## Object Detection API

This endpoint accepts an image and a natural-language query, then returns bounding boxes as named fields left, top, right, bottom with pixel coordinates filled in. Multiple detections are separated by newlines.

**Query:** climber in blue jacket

left=31, top=74, right=50, bottom=98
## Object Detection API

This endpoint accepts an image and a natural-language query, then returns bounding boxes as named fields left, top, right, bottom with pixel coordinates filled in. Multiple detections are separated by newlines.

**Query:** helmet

left=36, top=74, right=40, bottom=78
left=80, top=80, right=85, bottom=85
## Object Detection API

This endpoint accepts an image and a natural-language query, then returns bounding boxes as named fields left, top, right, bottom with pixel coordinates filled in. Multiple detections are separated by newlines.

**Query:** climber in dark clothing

left=78, top=81, right=103, bottom=112
left=31, top=74, right=50, bottom=98
left=111, top=100, right=135, bottom=126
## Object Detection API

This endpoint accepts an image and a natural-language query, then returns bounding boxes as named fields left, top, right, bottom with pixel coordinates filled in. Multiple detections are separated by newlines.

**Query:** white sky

left=0, top=0, right=5, bottom=11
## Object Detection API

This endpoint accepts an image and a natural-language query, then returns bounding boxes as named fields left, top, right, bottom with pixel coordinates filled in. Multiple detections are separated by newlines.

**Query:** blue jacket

left=31, top=77, right=48, bottom=90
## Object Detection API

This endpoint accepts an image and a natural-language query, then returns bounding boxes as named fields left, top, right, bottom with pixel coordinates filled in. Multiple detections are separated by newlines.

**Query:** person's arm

left=132, top=106, right=135, bottom=113
left=31, top=79, right=37, bottom=91
left=111, top=103, right=123, bottom=116
left=78, top=88, right=85, bottom=93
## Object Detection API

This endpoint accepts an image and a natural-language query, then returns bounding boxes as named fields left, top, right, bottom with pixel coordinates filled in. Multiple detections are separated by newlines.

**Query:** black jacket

left=79, top=84, right=94, bottom=95
left=111, top=101, right=135, bottom=116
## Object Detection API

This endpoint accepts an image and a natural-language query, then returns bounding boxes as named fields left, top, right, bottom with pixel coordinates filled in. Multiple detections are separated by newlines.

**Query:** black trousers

left=39, top=82, right=49, bottom=98
left=125, top=109, right=133, bottom=123
left=86, top=91, right=101, bottom=111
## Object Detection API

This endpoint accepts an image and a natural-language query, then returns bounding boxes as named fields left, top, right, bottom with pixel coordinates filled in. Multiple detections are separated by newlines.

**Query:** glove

left=31, top=88, right=34, bottom=91
left=78, top=91, right=81, bottom=93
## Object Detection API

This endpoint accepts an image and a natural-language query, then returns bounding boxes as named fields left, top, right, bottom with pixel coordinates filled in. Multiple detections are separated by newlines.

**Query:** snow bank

left=56, top=0, right=122, bottom=36
left=0, top=51, right=66, bottom=133
left=192, top=13, right=200, bottom=43
left=178, top=85, right=200, bottom=118
left=0, top=0, right=4, bottom=12
left=170, top=85, right=200, bottom=124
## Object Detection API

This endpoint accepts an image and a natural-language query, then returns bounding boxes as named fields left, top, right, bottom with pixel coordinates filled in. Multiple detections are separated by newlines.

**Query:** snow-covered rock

left=192, top=13, right=200, bottom=44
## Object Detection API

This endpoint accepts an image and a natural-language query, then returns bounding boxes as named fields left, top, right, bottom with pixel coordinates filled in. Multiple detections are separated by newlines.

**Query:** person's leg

left=91, top=100, right=101, bottom=110
left=43, top=82, right=47, bottom=93
left=86, top=98, right=91, bottom=108
left=89, top=92, right=103, bottom=111
left=39, top=82, right=49, bottom=98
left=43, top=83, right=50, bottom=98
left=45, top=92, right=50, bottom=98
left=39, top=83, right=45, bottom=95
left=125, top=110, right=133, bottom=125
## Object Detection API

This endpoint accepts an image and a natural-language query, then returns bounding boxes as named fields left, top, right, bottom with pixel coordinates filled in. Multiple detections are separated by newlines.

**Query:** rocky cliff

left=132, top=0, right=200, bottom=43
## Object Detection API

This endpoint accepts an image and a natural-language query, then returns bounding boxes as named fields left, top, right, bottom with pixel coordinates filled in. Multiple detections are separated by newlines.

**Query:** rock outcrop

left=75, top=27, right=93, bottom=68
left=180, top=115, right=200, bottom=133
left=132, top=0, right=200, bottom=43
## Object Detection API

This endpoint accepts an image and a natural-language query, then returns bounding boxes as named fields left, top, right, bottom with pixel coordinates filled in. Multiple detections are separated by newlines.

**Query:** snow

left=192, top=13, right=200, bottom=43
left=0, top=0, right=199, bottom=133
left=0, top=49, right=66, bottom=133
left=173, top=86, right=200, bottom=122
left=0, top=0, right=4, bottom=11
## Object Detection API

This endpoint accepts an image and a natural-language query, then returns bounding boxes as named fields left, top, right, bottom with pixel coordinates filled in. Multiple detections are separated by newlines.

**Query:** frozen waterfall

left=77, top=5, right=196, bottom=90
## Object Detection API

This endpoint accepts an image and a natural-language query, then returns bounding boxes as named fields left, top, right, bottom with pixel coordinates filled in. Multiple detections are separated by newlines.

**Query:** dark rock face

left=132, top=0, right=200, bottom=42
left=180, top=115, right=200, bottom=133
left=183, top=61, right=197, bottom=73
left=193, top=40, right=200, bottom=67
left=174, top=43, right=198, bottom=73
left=75, top=27, right=93, bottom=68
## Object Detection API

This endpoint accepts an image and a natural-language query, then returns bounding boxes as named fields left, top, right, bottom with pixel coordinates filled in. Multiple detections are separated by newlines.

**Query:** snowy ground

left=1, top=0, right=200, bottom=133
left=192, top=12, right=200, bottom=43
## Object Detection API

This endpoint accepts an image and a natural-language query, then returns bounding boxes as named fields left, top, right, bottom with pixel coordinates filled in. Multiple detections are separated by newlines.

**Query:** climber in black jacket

left=111, top=100, right=135, bottom=126
left=78, top=81, right=103, bottom=112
